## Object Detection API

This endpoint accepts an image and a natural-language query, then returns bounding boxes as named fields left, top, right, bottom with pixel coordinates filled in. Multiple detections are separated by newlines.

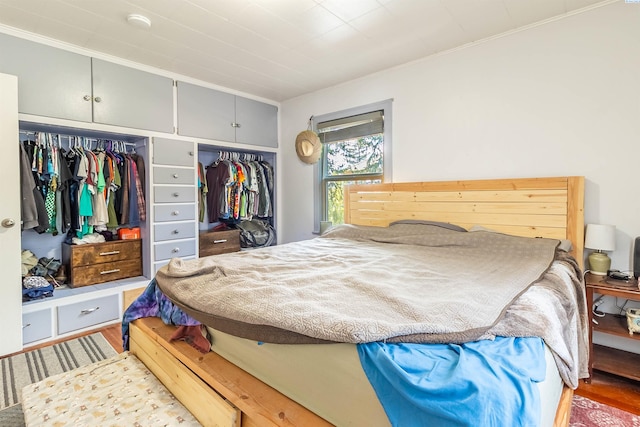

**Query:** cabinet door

left=92, top=59, right=174, bottom=132
left=235, top=96, right=278, bottom=147
left=0, top=74, right=23, bottom=356
left=176, top=81, right=235, bottom=141
left=0, top=33, right=92, bottom=122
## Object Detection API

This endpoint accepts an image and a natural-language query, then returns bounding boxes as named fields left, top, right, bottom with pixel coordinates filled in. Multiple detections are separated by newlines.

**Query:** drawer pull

left=99, top=250, right=120, bottom=256
left=171, top=247, right=180, bottom=253
left=172, top=173, right=179, bottom=178
left=171, top=210, right=180, bottom=216
left=23, top=323, right=31, bottom=329
left=172, top=192, right=180, bottom=197
left=172, top=229, right=180, bottom=234
left=80, top=307, right=100, bottom=315
left=100, top=269, right=121, bottom=275
left=213, top=239, right=228, bottom=244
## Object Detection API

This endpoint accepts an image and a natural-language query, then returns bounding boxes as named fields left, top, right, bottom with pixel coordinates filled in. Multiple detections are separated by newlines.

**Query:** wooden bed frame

left=129, top=176, right=584, bottom=427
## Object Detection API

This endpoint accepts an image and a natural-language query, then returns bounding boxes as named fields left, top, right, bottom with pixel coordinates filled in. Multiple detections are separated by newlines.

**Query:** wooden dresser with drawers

left=62, top=239, right=143, bottom=287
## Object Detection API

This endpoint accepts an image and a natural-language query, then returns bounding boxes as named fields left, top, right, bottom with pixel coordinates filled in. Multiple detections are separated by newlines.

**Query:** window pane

left=325, top=134, right=383, bottom=177
left=325, top=179, right=382, bottom=225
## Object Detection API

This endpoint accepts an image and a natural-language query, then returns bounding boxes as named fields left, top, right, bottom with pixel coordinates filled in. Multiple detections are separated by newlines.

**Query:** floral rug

left=571, top=395, right=640, bottom=427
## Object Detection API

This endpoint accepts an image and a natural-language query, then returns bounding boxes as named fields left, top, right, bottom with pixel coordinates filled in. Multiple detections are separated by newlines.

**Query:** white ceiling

left=0, top=0, right=608, bottom=102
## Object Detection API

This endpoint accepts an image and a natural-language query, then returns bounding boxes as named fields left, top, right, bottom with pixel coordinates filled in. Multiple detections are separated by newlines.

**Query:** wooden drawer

left=199, top=229, right=241, bottom=257
left=62, top=239, right=143, bottom=287
left=153, top=166, right=194, bottom=185
left=23, top=308, right=52, bottom=345
left=154, top=186, right=196, bottom=203
left=153, top=138, right=195, bottom=167
left=70, top=259, right=143, bottom=287
left=63, top=239, right=142, bottom=266
left=155, top=239, right=196, bottom=261
left=154, top=222, right=196, bottom=242
left=57, top=294, right=119, bottom=335
left=154, top=204, right=196, bottom=222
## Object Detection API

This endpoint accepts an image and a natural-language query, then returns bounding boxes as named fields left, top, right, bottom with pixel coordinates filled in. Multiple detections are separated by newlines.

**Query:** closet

left=149, top=140, right=277, bottom=272
left=18, top=124, right=150, bottom=348
left=0, top=29, right=279, bottom=356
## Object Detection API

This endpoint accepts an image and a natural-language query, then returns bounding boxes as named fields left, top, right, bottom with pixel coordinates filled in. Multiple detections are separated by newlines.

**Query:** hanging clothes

left=18, top=132, right=146, bottom=238
left=204, top=152, right=274, bottom=224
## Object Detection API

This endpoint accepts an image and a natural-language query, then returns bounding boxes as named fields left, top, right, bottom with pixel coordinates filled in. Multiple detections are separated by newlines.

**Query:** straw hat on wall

left=295, top=130, right=321, bottom=164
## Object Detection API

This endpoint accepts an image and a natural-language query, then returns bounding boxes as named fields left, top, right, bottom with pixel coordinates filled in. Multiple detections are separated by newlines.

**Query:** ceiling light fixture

left=126, top=13, right=151, bottom=29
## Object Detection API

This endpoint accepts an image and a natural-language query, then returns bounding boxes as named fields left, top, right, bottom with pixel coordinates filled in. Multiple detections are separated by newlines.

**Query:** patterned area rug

left=0, top=333, right=117, bottom=411
left=0, top=404, right=24, bottom=427
left=571, top=395, right=640, bottom=427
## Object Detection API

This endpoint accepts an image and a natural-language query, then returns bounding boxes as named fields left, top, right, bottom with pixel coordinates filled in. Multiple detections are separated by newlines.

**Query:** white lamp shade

left=584, top=224, right=616, bottom=251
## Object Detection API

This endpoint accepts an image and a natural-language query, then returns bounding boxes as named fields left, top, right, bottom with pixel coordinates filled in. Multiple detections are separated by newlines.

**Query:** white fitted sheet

left=207, top=327, right=564, bottom=427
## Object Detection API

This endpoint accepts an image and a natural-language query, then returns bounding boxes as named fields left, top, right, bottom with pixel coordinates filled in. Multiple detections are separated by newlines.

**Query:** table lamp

left=584, top=224, right=616, bottom=275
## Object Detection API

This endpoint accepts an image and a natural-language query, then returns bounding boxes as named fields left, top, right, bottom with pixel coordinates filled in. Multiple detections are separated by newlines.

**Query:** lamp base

left=588, top=251, right=611, bottom=275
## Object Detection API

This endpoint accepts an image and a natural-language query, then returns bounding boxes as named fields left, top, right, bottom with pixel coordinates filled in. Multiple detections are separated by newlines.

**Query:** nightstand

left=585, top=273, right=640, bottom=383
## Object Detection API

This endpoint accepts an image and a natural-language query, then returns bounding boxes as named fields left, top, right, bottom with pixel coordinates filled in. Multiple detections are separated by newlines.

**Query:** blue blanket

left=121, top=279, right=201, bottom=350
left=358, top=337, right=546, bottom=427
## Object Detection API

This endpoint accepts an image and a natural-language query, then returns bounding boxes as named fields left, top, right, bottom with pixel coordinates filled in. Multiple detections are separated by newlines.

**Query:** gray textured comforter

left=156, top=222, right=588, bottom=388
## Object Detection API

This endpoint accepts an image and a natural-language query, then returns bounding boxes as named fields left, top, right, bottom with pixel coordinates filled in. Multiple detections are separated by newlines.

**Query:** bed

left=127, top=176, right=587, bottom=427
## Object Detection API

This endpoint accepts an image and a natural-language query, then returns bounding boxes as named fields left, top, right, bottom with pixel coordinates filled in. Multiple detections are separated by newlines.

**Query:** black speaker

left=634, top=237, right=640, bottom=279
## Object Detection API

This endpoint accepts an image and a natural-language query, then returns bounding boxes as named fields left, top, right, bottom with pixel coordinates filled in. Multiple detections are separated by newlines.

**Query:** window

left=313, top=100, right=392, bottom=229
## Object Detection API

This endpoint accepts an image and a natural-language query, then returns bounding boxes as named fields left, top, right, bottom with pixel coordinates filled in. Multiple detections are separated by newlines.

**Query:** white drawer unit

left=153, top=166, right=195, bottom=185
left=57, top=294, right=120, bottom=335
left=153, top=138, right=195, bottom=167
left=154, top=239, right=196, bottom=261
left=154, top=256, right=196, bottom=273
left=23, top=308, right=52, bottom=345
left=153, top=204, right=196, bottom=222
left=154, top=186, right=196, bottom=203
left=154, top=222, right=196, bottom=242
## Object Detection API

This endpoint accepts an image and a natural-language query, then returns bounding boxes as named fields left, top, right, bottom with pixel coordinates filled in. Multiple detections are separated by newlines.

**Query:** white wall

left=280, top=1, right=640, bottom=273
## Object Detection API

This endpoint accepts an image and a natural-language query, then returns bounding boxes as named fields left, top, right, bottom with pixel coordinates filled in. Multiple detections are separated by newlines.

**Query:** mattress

left=207, top=326, right=564, bottom=427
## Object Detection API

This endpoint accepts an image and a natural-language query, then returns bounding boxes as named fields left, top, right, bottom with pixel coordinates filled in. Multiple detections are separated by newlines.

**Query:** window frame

left=312, top=99, right=393, bottom=233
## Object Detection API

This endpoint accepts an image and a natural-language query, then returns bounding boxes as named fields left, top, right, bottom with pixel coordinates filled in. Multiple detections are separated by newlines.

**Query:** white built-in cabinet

left=0, top=31, right=278, bottom=355
left=151, top=138, right=198, bottom=273
left=177, top=81, right=278, bottom=147
left=0, top=33, right=174, bottom=133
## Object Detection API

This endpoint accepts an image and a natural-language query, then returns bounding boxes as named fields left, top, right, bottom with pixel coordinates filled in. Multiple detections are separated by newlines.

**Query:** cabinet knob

left=172, top=173, right=179, bottom=179
left=83, top=95, right=92, bottom=101
left=172, top=192, right=179, bottom=197
left=188, top=151, right=194, bottom=156
left=94, top=96, right=102, bottom=103
left=171, top=210, right=179, bottom=216
left=231, top=122, right=241, bottom=128
left=172, top=247, right=180, bottom=253
left=172, top=229, right=179, bottom=234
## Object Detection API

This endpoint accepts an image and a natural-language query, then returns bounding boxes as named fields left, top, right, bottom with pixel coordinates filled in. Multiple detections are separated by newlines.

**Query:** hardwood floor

left=16, top=324, right=640, bottom=418
left=575, top=371, right=640, bottom=415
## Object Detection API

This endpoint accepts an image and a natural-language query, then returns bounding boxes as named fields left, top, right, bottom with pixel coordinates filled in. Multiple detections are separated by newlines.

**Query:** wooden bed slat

left=351, top=189, right=570, bottom=203
left=350, top=200, right=568, bottom=215
left=350, top=210, right=568, bottom=228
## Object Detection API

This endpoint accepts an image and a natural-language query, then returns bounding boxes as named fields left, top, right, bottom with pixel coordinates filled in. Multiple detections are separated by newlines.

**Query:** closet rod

left=19, top=130, right=137, bottom=148
left=218, top=150, right=264, bottom=162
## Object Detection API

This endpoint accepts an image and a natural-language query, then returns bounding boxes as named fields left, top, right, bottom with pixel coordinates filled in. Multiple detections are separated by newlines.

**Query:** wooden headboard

left=344, top=176, right=585, bottom=266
